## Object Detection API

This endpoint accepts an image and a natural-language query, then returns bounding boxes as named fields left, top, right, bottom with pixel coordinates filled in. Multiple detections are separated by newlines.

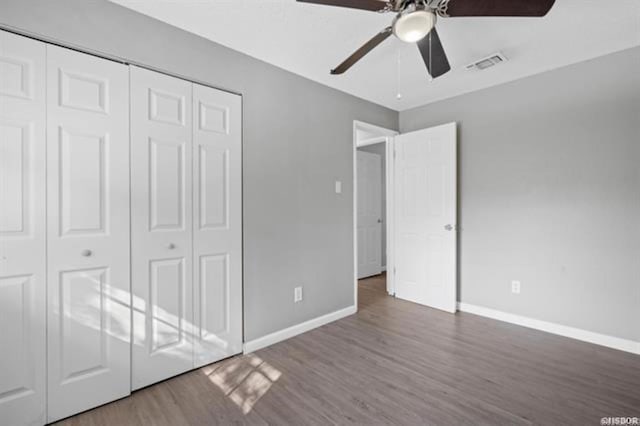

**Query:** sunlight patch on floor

left=205, top=353, right=282, bottom=414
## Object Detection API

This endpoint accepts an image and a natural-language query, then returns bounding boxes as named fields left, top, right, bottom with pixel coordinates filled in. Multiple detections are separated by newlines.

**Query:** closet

left=0, top=30, right=243, bottom=425
left=130, top=66, right=242, bottom=390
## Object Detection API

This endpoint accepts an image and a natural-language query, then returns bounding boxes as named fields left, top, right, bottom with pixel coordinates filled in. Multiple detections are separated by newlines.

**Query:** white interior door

left=46, top=45, right=131, bottom=422
left=394, top=123, right=457, bottom=312
left=0, top=30, right=47, bottom=426
left=357, top=150, right=383, bottom=279
left=192, top=83, right=243, bottom=367
left=130, top=66, right=194, bottom=390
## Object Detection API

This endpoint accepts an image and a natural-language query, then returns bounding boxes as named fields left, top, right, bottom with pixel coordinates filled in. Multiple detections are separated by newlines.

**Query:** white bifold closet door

left=192, top=81, right=242, bottom=367
left=45, top=45, right=131, bottom=422
left=0, top=31, right=47, bottom=426
left=131, top=66, right=242, bottom=390
left=130, top=67, right=194, bottom=389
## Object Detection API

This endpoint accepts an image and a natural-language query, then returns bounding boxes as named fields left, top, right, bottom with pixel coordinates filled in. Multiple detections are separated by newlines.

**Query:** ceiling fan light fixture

left=393, top=9, right=436, bottom=43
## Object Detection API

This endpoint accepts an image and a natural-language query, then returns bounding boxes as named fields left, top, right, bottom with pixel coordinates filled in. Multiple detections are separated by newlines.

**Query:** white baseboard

left=458, top=302, right=640, bottom=355
left=243, top=305, right=357, bottom=354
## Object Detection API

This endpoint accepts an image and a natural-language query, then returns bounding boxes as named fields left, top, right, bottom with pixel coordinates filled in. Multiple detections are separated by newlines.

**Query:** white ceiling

left=110, top=0, right=640, bottom=111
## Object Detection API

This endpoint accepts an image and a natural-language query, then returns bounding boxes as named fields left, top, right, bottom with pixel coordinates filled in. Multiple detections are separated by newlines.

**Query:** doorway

left=353, top=121, right=397, bottom=308
left=353, top=121, right=458, bottom=313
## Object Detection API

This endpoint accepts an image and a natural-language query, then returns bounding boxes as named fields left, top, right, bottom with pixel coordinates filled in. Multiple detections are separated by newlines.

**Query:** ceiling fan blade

left=417, top=28, right=451, bottom=79
left=331, top=27, right=392, bottom=75
left=297, top=0, right=390, bottom=12
left=439, top=0, right=556, bottom=17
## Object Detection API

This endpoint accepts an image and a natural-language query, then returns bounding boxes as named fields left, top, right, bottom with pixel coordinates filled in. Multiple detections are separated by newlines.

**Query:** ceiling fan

left=297, top=0, right=556, bottom=79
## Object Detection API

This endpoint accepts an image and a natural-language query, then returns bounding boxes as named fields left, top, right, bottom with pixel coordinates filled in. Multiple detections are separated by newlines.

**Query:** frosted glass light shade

left=394, top=10, right=436, bottom=43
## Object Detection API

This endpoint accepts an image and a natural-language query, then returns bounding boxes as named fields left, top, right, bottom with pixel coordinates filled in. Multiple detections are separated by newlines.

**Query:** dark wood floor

left=58, top=273, right=640, bottom=425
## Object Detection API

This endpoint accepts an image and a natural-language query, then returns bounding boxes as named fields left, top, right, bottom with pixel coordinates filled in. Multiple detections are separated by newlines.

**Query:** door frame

left=353, top=120, right=398, bottom=308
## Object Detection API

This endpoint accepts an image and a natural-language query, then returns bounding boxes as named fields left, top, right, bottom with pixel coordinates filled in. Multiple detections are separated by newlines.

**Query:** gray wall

left=358, top=143, right=387, bottom=268
left=0, top=0, right=398, bottom=341
left=401, top=47, right=640, bottom=342
left=3, top=0, right=635, bottom=344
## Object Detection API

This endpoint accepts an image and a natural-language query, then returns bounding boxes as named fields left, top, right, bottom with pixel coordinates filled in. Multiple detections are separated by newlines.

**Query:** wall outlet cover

left=294, top=286, right=303, bottom=303
left=511, top=281, right=521, bottom=294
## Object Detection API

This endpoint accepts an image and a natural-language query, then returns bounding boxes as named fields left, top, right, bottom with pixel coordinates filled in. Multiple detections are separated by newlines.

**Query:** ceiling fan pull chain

left=429, top=32, right=433, bottom=80
left=396, top=48, right=402, bottom=100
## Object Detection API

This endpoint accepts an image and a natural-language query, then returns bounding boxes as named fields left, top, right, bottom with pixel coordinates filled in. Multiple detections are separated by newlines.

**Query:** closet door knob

left=81, top=249, right=93, bottom=257
left=167, top=243, right=176, bottom=250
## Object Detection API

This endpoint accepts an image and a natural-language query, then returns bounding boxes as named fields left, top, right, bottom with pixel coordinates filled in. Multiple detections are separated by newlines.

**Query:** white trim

left=458, top=303, right=640, bottom=355
left=357, top=136, right=387, bottom=148
left=354, top=120, right=398, bottom=138
left=385, top=136, right=395, bottom=296
left=353, top=126, right=358, bottom=310
left=243, top=305, right=357, bottom=353
left=353, top=121, right=398, bottom=308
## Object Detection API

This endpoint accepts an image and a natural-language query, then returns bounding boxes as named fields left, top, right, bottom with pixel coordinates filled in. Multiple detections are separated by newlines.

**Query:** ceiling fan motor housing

left=392, top=2, right=437, bottom=43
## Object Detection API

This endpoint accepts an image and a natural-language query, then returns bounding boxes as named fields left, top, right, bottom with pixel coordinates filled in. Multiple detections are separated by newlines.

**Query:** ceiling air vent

left=466, top=52, right=508, bottom=71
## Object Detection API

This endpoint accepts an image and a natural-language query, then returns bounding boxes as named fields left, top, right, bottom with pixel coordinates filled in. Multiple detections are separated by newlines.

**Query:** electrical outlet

left=294, top=286, right=303, bottom=303
left=335, top=180, right=342, bottom=194
left=511, top=280, right=521, bottom=294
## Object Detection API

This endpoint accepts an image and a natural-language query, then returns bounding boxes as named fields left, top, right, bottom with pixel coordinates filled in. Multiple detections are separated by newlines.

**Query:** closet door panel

left=46, top=45, right=130, bottom=423
left=0, top=30, right=47, bottom=426
left=130, top=66, right=194, bottom=390
left=193, top=84, right=242, bottom=367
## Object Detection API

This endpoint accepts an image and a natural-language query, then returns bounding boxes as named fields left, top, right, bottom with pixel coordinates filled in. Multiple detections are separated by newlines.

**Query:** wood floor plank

left=55, top=273, right=640, bottom=425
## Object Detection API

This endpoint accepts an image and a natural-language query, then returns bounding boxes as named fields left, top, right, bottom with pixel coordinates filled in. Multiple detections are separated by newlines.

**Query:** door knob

left=81, top=249, right=93, bottom=257
left=444, top=224, right=454, bottom=231
left=167, top=243, right=176, bottom=250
